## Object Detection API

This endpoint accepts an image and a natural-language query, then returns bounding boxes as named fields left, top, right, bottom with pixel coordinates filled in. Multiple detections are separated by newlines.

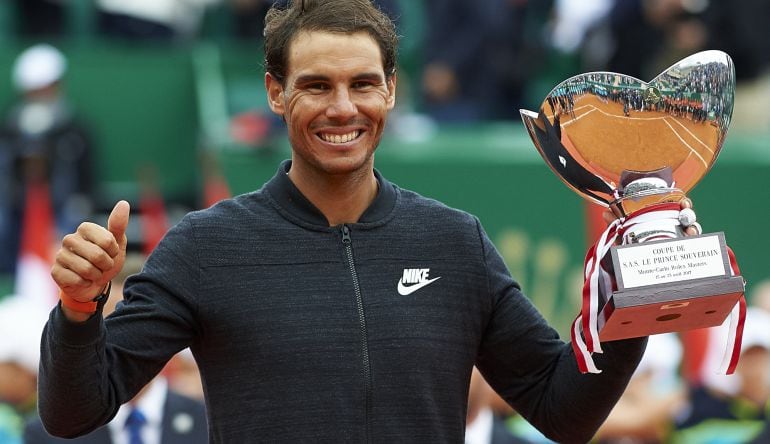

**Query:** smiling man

left=39, top=1, right=648, bottom=443
left=264, top=27, right=396, bottom=226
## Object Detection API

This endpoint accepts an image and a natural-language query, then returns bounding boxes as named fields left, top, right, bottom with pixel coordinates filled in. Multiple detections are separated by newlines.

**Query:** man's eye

left=307, top=83, right=329, bottom=91
left=352, top=81, right=374, bottom=89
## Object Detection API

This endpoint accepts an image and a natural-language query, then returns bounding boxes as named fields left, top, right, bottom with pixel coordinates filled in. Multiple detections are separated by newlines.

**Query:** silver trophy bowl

left=520, top=50, right=735, bottom=217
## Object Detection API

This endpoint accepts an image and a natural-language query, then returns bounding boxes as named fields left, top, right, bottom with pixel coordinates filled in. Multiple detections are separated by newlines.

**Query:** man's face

left=265, top=31, right=396, bottom=178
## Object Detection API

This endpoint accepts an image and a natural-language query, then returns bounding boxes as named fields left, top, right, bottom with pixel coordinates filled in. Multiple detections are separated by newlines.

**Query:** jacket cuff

left=49, top=301, right=105, bottom=346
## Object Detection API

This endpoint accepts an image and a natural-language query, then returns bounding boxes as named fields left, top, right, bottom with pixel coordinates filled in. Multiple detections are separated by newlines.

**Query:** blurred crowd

left=2, top=0, right=770, bottom=443
left=4, top=0, right=770, bottom=125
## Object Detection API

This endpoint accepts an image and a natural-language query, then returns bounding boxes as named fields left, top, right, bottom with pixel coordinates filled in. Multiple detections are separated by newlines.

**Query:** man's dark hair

left=264, top=0, right=399, bottom=84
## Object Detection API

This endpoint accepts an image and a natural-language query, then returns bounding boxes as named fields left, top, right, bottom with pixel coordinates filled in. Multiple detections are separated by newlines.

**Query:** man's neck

left=287, top=164, right=379, bottom=226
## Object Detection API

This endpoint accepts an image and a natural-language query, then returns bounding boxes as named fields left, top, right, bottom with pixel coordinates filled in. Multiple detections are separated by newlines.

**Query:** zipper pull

left=341, top=224, right=351, bottom=244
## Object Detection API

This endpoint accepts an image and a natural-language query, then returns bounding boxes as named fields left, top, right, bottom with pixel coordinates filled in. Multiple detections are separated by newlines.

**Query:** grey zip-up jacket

left=39, top=160, right=645, bottom=443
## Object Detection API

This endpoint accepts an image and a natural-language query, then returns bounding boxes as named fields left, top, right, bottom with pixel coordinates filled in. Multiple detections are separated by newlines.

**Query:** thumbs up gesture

left=51, top=201, right=130, bottom=321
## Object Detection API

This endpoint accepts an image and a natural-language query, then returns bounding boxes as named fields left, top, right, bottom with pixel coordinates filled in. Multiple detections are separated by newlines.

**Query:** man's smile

left=317, top=129, right=363, bottom=144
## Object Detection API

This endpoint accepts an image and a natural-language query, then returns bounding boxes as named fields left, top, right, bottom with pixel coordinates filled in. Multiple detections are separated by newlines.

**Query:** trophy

left=519, top=51, right=745, bottom=355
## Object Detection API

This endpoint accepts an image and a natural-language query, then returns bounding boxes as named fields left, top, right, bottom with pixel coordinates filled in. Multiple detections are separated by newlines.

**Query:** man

left=40, top=1, right=653, bottom=442
left=671, top=307, right=770, bottom=443
left=0, top=295, right=49, bottom=444
left=95, top=0, right=220, bottom=40
left=0, top=43, right=94, bottom=275
left=594, top=334, right=687, bottom=443
left=25, top=376, right=208, bottom=444
left=465, top=367, right=530, bottom=444
left=420, top=0, right=550, bottom=122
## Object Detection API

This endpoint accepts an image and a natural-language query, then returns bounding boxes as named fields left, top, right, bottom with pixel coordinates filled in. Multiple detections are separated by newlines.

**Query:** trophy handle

left=520, top=109, right=614, bottom=207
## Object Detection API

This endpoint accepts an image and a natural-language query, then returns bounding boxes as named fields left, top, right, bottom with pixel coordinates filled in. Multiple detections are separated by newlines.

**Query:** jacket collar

left=265, top=160, right=396, bottom=227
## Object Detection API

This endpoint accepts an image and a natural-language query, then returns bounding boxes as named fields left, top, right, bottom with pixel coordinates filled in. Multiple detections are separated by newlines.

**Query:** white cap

left=737, top=307, right=770, bottom=352
left=0, top=295, right=50, bottom=375
left=634, top=332, right=682, bottom=380
left=702, top=307, right=770, bottom=394
left=12, top=44, right=67, bottom=92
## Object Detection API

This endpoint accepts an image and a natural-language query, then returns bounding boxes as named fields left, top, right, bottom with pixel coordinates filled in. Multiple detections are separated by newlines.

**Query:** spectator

left=24, top=375, right=208, bottom=444
left=11, top=0, right=65, bottom=37
left=0, top=295, right=49, bottom=444
left=96, top=0, right=222, bottom=41
left=752, top=279, right=770, bottom=314
left=672, top=307, right=770, bottom=443
left=0, top=44, right=95, bottom=275
left=228, top=0, right=274, bottom=40
left=751, top=419, right=770, bottom=444
left=571, top=1, right=770, bottom=92
left=465, top=367, right=531, bottom=444
left=420, top=0, right=553, bottom=122
left=595, top=333, right=687, bottom=443
left=701, top=0, right=770, bottom=83
left=165, top=349, right=205, bottom=402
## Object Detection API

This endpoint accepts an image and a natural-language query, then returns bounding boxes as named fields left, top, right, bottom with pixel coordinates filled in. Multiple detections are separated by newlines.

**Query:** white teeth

left=321, top=130, right=360, bottom=143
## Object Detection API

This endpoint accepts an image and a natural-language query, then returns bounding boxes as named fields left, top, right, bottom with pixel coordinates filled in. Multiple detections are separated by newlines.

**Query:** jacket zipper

left=341, top=224, right=372, bottom=441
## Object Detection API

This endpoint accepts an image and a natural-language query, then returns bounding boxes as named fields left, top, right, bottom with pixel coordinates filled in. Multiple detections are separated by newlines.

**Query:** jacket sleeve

left=37, top=216, right=201, bottom=438
left=473, top=219, right=646, bottom=444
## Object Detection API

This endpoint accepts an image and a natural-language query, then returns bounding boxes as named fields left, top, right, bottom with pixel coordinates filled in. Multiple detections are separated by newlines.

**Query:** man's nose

left=326, top=88, right=357, bottom=119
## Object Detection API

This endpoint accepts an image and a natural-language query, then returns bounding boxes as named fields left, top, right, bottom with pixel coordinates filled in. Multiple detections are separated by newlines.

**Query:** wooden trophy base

left=598, top=275, right=745, bottom=342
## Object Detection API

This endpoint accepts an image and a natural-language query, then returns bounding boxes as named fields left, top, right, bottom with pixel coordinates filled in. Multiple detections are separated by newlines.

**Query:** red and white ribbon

left=719, top=248, right=746, bottom=375
left=571, top=204, right=746, bottom=375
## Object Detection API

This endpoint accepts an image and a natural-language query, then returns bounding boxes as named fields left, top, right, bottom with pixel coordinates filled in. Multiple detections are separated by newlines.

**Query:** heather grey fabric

left=39, top=160, right=645, bottom=443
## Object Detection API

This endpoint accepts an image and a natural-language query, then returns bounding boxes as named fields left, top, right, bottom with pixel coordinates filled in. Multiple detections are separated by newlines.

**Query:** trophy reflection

left=520, top=51, right=745, bottom=344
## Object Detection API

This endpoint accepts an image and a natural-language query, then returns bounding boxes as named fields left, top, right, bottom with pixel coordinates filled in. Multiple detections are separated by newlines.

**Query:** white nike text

left=397, top=268, right=441, bottom=296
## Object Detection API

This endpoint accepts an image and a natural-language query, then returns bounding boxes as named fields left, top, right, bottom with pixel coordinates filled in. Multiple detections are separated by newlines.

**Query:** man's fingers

left=61, top=233, right=116, bottom=271
left=678, top=198, right=700, bottom=236
left=51, top=263, right=93, bottom=289
left=683, top=221, right=702, bottom=236
left=107, top=200, right=130, bottom=248
left=55, top=248, right=109, bottom=282
left=74, top=224, right=120, bottom=258
left=600, top=199, right=699, bottom=237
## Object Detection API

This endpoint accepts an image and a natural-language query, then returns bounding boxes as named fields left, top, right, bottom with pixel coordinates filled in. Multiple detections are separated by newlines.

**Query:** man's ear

left=265, top=72, right=285, bottom=116
left=386, top=73, right=397, bottom=110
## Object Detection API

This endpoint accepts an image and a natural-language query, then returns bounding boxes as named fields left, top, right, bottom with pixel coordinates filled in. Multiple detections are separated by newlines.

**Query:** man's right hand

left=51, top=201, right=130, bottom=322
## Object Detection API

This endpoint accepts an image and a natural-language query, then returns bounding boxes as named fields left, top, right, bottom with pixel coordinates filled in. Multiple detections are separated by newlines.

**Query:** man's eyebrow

left=293, top=72, right=385, bottom=85
left=294, top=74, right=330, bottom=85
left=352, top=72, right=385, bottom=82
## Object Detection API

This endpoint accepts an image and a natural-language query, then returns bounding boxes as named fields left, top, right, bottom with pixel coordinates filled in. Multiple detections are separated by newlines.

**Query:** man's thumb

left=107, top=200, right=130, bottom=243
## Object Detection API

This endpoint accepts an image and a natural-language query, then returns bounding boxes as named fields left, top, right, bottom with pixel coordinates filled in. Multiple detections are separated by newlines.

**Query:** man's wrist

left=59, top=282, right=111, bottom=318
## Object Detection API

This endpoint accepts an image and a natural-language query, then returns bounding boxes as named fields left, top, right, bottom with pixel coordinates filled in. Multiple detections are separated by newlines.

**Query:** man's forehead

left=285, top=30, right=385, bottom=75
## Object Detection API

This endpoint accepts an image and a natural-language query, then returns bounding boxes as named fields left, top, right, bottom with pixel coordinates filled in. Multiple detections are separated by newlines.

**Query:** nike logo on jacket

left=397, top=268, right=441, bottom=295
